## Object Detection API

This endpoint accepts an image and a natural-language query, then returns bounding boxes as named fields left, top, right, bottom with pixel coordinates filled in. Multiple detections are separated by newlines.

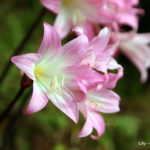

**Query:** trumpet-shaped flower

left=74, top=27, right=122, bottom=139
left=76, top=24, right=150, bottom=83
left=78, top=88, right=120, bottom=140
left=40, top=0, right=117, bottom=39
left=11, top=22, right=105, bottom=123
left=74, top=27, right=123, bottom=87
left=119, top=32, right=150, bottom=82
left=40, top=0, right=144, bottom=39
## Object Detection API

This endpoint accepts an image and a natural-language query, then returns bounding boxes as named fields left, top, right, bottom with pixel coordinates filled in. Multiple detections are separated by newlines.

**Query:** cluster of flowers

left=11, top=0, right=150, bottom=139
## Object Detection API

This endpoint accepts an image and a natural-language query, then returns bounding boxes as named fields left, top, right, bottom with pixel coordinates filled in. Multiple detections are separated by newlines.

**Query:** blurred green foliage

left=0, top=0, right=150, bottom=150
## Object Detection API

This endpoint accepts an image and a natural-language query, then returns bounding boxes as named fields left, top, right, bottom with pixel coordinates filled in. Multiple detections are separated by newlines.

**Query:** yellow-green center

left=34, top=65, right=65, bottom=95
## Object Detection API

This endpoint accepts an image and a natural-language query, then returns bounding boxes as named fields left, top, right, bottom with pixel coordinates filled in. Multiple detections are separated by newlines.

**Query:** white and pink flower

left=11, top=23, right=105, bottom=123
left=40, top=0, right=115, bottom=38
left=78, top=88, right=120, bottom=140
left=40, top=0, right=143, bottom=38
left=11, top=22, right=123, bottom=140
left=75, top=27, right=123, bottom=139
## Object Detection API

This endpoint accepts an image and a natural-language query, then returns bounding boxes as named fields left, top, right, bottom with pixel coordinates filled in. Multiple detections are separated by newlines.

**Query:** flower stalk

left=0, top=75, right=32, bottom=124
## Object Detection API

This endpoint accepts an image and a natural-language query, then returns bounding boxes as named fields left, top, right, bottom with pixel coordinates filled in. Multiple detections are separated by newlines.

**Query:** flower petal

left=90, top=27, right=111, bottom=55
left=60, top=35, right=88, bottom=64
left=54, top=9, right=72, bottom=39
left=38, top=23, right=61, bottom=55
left=90, top=112, right=105, bottom=140
left=73, top=21, right=99, bottom=40
left=117, top=13, right=138, bottom=29
left=88, top=89, right=120, bottom=113
left=48, top=88, right=79, bottom=123
left=11, top=53, right=41, bottom=80
left=40, top=0, right=61, bottom=13
left=120, top=33, right=150, bottom=82
left=70, top=87, right=87, bottom=102
left=24, top=82, right=48, bottom=114
left=66, top=66, right=106, bottom=91
left=106, top=58, right=124, bottom=89
left=78, top=110, right=105, bottom=140
left=77, top=112, right=93, bottom=137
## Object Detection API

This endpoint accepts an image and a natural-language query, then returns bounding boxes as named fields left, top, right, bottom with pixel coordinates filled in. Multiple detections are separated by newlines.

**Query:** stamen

left=50, top=75, right=66, bottom=95
left=61, top=74, right=65, bottom=86
left=89, top=99, right=103, bottom=109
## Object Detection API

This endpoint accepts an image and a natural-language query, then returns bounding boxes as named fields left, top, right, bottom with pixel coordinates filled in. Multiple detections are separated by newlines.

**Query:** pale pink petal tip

left=78, top=112, right=105, bottom=140
left=38, top=22, right=61, bottom=54
left=24, top=83, right=48, bottom=115
left=54, top=9, right=72, bottom=39
left=40, top=0, right=60, bottom=13
left=11, top=53, right=41, bottom=80
left=73, top=27, right=84, bottom=36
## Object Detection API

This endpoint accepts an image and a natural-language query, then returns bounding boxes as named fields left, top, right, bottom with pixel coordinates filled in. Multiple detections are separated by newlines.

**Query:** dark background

left=0, top=0, right=150, bottom=150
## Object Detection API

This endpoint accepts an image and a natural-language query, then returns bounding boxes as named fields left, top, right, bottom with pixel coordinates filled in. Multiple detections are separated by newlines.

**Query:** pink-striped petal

left=48, top=88, right=79, bottom=123
left=24, top=82, right=48, bottom=114
left=11, top=53, right=41, bottom=80
left=106, top=59, right=124, bottom=89
left=78, top=112, right=93, bottom=137
left=60, top=35, right=88, bottom=64
left=78, top=110, right=105, bottom=140
left=66, top=66, right=106, bottom=91
left=40, top=0, right=61, bottom=13
left=88, top=89, right=120, bottom=113
left=38, top=23, right=61, bottom=55
left=120, top=33, right=150, bottom=82
left=54, top=9, right=72, bottom=39
left=90, top=27, right=111, bottom=55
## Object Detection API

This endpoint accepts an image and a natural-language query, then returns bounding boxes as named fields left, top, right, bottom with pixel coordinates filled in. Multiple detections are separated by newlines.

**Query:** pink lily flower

left=73, top=0, right=144, bottom=37
left=75, top=24, right=149, bottom=83
left=105, top=0, right=144, bottom=30
left=74, top=26, right=123, bottom=87
left=81, top=27, right=117, bottom=68
left=119, top=32, right=150, bottom=82
left=40, top=0, right=117, bottom=39
left=75, top=27, right=122, bottom=139
left=11, top=22, right=104, bottom=123
left=78, top=88, right=120, bottom=140
left=40, top=0, right=143, bottom=39
left=77, top=69, right=122, bottom=140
